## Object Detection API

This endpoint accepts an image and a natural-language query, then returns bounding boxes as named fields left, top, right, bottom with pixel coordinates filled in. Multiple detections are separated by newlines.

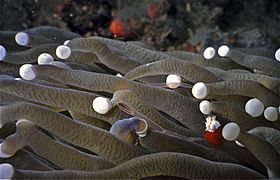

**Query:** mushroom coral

left=0, top=26, right=279, bottom=179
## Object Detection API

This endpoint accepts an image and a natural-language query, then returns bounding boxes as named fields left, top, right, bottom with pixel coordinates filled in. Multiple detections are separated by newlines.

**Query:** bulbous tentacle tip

left=218, top=45, right=230, bottom=57
left=203, top=47, right=216, bottom=60
left=222, top=122, right=240, bottom=141
left=245, top=98, right=264, bottom=117
left=199, top=100, right=212, bottom=115
left=92, top=97, right=113, bottom=114
left=0, top=143, right=14, bottom=158
left=0, top=163, right=14, bottom=180
left=19, top=64, right=36, bottom=81
left=136, top=119, right=148, bottom=138
left=37, top=53, right=54, bottom=65
left=166, top=74, right=181, bottom=89
left=15, top=32, right=30, bottom=46
left=0, top=45, right=7, bottom=61
left=264, top=107, right=278, bottom=122
left=192, top=82, right=208, bottom=99
left=56, top=45, right=71, bottom=59
left=275, top=48, right=280, bottom=62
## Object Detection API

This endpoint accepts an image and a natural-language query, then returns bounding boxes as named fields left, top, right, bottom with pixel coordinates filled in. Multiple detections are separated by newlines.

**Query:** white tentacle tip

left=166, top=74, right=181, bottom=89
left=15, top=32, right=30, bottom=46
left=275, top=48, right=280, bottom=62
left=19, top=64, right=36, bottom=81
left=0, top=45, right=7, bottom=61
left=38, top=53, right=54, bottom=65
left=0, top=163, right=14, bottom=180
left=245, top=98, right=264, bottom=117
left=218, top=45, right=230, bottom=57
left=199, top=100, right=212, bottom=115
left=0, top=144, right=14, bottom=158
left=192, top=82, right=208, bottom=99
left=222, top=122, right=240, bottom=141
left=203, top=47, right=216, bottom=60
left=92, top=97, right=113, bottom=114
left=56, top=45, right=71, bottom=59
left=264, top=107, right=278, bottom=121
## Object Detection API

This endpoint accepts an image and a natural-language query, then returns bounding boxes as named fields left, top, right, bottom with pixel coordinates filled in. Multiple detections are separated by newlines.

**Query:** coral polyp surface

left=0, top=26, right=279, bottom=179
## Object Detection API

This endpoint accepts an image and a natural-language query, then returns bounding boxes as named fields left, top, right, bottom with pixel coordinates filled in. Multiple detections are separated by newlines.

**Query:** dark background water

left=0, top=0, right=279, bottom=51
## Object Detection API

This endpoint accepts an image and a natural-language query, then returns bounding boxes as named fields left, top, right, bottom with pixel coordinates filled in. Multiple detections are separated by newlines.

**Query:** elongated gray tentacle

left=139, top=130, right=241, bottom=164
left=124, top=59, right=221, bottom=83
left=69, top=111, right=111, bottom=130
left=225, top=49, right=280, bottom=77
left=68, top=38, right=143, bottom=74
left=205, top=80, right=280, bottom=106
left=1, top=43, right=59, bottom=64
left=237, top=132, right=280, bottom=178
left=0, top=76, right=127, bottom=123
left=8, top=152, right=265, bottom=179
left=0, top=102, right=148, bottom=164
left=25, top=65, right=205, bottom=131
left=0, top=62, right=20, bottom=77
left=248, top=127, right=280, bottom=154
left=1, top=120, right=115, bottom=171
left=165, top=51, right=246, bottom=70
left=24, top=26, right=81, bottom=44
left=207, top=67, right=280, bottom=95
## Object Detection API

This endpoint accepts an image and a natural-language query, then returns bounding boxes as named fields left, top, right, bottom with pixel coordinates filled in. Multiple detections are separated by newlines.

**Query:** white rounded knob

left=92, top=97, right=113, bottom=114
left=166, top=74, right=181, bottom=89
left=192, top=82, right=208, bottom=99
left=56, top=45, right=71, bottom=59
left=15, top=32, right=30, bottom=46
left=19, top=64, right=36, bottom=80
left=218, top=45, right=230, bottom=57
left=199, top=100, right=212, bottom=115
left=37, top=53, right=54, bottom=65
left=203, top=47, right=216, bottom=60
left=264, top=107, right=278, bottom=121
left=222, top=122, right=240, bottom=141
left=245, top=98, right=264, bottom=117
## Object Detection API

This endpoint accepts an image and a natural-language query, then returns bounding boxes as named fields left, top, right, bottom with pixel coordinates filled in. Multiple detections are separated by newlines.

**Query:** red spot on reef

left=204, top=127, right=223, bottom=146
left=148, top=4, right=161, bottom=19
left=110, top=19, right=135, bottom=38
